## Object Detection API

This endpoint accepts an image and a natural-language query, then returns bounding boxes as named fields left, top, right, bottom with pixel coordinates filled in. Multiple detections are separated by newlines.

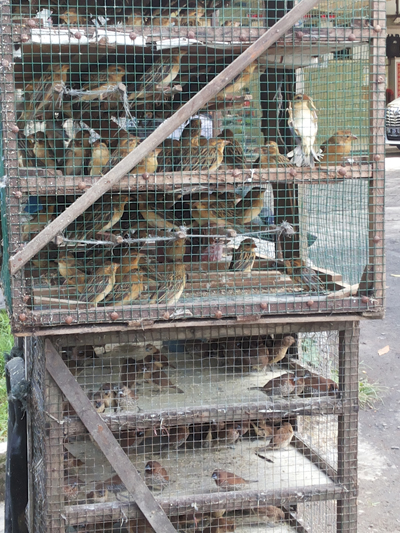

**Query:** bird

left=149, top=262, right=186, bottom=306
left=164, top=235, right=187, bottom=263
left=99, top=382, right=117, bottom=409
left=229, top=238, right=257, bottom=272
left=269, top=335, right=296, bottom=364
left=216, top=61, right=259, bottom=100
left=45, top=119, right=69, bottom=164
left=254, top=141, right=293, bottom=168
left=129, top=51, right=186, bottom=102
left=104, top=259, right=143, bottom=306
left=79, top=66, right=126, bottom=102
left=116, top=386, right=139, bottom=411
left=137, top=193, right=180, bottom=231
left=217, top=423, right=241, bottom=447
left=119, top=430, right=146, bottom=452
left=63, top=476, right=82, bottom=501
left=24, top=64, right=69, bottom=119
left=106, top=135, right=141, bottom=170
left=236, top=505, right=285, bottom=526
left=147, top=370, right=184, bottom=393
left=79, top=263, right=119, bottom=306
left=180, top=118, right=202, bottom=145
left=89, top=140, right=110, bottom=176
left=157, top=138, right=181, bottom=172
left=27, top=131, right=57, bottom=168
left=64, top=130, right=91, bottom=175
left=249, top=373, right=301, bottom=397
left=251, top=420, right=273, bottom=438
left=287, top=94, right=320, bottom=167
left=22, top=203, right=56, bottom=241
left=65, top=194, right=130, bottom=242
left=57, top=255, right=86, bottom=293
left=144, top=344, right=175, bottom=369
left=88, top=390, right=106, bottom=413
left=283, top=259, right=325, bottom=293
left=212, top=469, right=257, bottom=490
left=18, top=134, right=42, bottom=168
left=257, top=422, right=294, bottom=450
left=177, top=138, right=229, bottom=173
left=145, top=461, right=170, bottom=490
left=86, top=488, right=109, bottom=503
left=217, top=129, right=247, bottom=169
left=303, top=374, right=339, bottom=396
left=160, top=425, right=190, bottom=451
left=319, top=130, right=358, bottom=165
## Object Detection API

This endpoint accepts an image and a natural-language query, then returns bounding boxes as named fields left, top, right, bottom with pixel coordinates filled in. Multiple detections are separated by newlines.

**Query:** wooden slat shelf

left=16, top=164, right=372, bottom=194
left=64, top=483, right=346, bottom=526
left=65, top=396, right=344, bottom=435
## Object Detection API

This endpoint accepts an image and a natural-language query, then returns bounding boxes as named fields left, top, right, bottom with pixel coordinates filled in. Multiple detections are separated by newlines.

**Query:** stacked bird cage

left=28, top=319, right=359, bottom=533
left=0, top=0, right=384, bottom=531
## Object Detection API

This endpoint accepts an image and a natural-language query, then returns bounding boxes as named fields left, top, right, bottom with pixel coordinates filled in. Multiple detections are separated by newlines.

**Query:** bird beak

left=351, top=135, right=358, bottom=140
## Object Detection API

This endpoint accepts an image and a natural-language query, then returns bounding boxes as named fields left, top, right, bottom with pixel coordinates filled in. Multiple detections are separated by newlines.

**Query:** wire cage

left=0, top=0, right=385, bottom=330
left=27, top=318, right=359, bottom=533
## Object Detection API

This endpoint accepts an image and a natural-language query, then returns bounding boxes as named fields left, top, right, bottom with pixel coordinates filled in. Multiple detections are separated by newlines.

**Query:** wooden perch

left=9, top=0, right=324, bottom=276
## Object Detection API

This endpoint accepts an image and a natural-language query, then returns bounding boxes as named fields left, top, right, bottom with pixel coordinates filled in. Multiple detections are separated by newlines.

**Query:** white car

left=386, top=97, right=400, bottom=149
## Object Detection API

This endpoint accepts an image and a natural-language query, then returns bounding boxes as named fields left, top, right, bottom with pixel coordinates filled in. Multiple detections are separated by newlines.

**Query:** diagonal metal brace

left=45, top=339, right=178, bottom=533
left=9, top=0, right=322, bottom=275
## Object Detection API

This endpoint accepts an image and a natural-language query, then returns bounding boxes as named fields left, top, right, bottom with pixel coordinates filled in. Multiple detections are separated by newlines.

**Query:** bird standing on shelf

left=105, top=253, right=143, bottom=306
left=212, top=469, right=257, bottom=490
left=78, top=66, right=126, bottom=102
left=269, top=335, right=295, bottom=364
left=229, top=238, right=257, bottom=272
left=57, top=254, right=86, bottom=293
left=254, top=141, right=293, bottom=168
left=89, top=140, right=110, bottom=176
left=249, top=373, right=302, bottom=397
left=64, top=130, right=91, bottom=176
left=217, top=129, right=247, bottom=169
left=288, top=94, right=320, bottom=168
left=160, top=425, right=190, bottom=451
left=283, top=258, right=325, bottom=293
left=149, top=262, right=186, bottom=306
left=319, top=130, right=358, bottom=165
left=129, top=51, right=187, bottom=102
left=177, top=138, right=230, bottom=173
left=216, top=61, right=259, bottom=100
left=79, top=262, right=119, bottom=306
left=145, top=461, right=170, bottom=490
left=257, top=422, right=294, bottom=451
left=117, top=386, right=139, bottom=411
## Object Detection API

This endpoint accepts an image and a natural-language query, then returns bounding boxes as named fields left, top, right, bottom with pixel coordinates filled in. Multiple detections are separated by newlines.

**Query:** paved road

left=357, top=148, right=400, bottom=532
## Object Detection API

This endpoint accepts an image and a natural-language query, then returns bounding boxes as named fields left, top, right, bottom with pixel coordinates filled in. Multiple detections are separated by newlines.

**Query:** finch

left=288, top=94, right=320, bottom=167
left=212, top=469, right=257, bottom=490
left=217, top=129, right=247, bottom=169
left=149, top=262, right=186, bottom=306
left=229, top=238, right=257, bottom=272
left=319, top=130, right=358, bottom=165
left=216, top=61, right=259, bottom=100
left=89, top=140, right=110, bottom=176
left=254, top=141, right=293, bottom=168
left=78, top=263, right=119, bottom=306
left=64, top=130, right=91, bottom=176
left=145, top=461, right=170, bottom=490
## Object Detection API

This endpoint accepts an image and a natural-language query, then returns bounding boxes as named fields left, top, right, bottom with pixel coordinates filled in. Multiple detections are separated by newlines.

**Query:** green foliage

left=359, top=377, right=384, bottom=410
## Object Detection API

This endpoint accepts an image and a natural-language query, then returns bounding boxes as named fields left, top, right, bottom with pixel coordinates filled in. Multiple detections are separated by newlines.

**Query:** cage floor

left=64, top=436, right=333, bottom=501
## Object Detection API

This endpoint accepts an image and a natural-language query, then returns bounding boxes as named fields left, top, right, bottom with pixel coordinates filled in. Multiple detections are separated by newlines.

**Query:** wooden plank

left=16, top=165, right=371, bottom=193
left=337, top=322, right=360, bottom=533
left=65, top=396, right=344, bottom=435
left=9, top=0, right=329, bottom=276
left=44, top=339, right=178, bottom=533
left=64, top=483, right=345, bottom=526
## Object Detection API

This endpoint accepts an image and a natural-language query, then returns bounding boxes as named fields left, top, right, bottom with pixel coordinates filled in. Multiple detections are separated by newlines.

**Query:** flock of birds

left=62, top=336, right=338, bottom=531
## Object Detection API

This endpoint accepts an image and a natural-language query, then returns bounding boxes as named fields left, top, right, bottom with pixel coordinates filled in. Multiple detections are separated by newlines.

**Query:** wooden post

left=9, top=0, right=324, bottom=276
left=337, top=322, right=359, bottom=533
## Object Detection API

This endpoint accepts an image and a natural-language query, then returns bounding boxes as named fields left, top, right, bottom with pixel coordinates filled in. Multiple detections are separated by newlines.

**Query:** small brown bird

left=144, top=344, right=174, bottom=369
left=180, top=118, right=202, bottom=145
left=79, top=66, right=126, bottom=102
left=212, top=469, right=257, bottom=490
left=57, top=255, right=86, bottom=293
left=251, top=420, right=273, bottom=438
left=217, top=423, right=241, bottom=447
left=249, top=373, right=300, bottom=397
left=161, top=425, right=190, bottom=451
left=178, top=138, right=229, bottom=173
left=229, top=238, right=257, bottom=272
left=27, top=131, right=57, bottom=168
left=119, top=430, right=146, bottom=452
left=18, top=134, right=41, bottom=168
left=89, top=140, right=110, bottom=176
left=216, top=61, right=259, bottom=100
left=283, top=259, right=325, bottom=293
left=79, top=263, right=119, bottom=306
left=137, top=193, right=180, bottom=231
left=319, top=130, right=358, bottom=165
left=99, top=382, right=117, bottom=409
left=254, top=141, right=293, bottom=168
left=145, top=461, right=170, bottom=490
left=149, top=262, right=186, bottom=306
left=164, top=235, right=187, bottom=263
left=117, top=386, right=138, bottom=411
left=64, top=130, right=91, bottom=176
left=25, top=64, right=69, bottom=119
left=104, top=264, right=143, bottom=306
left=147, top=370, right=184, bottom=394
left=59, top=8, right=87, bottom=25
left=269, top=335, right=296, bottom=364
left=237, top=505, right=285, bottom=526
left=106, top=135, right=141, bottom=171
left=98, top=474, right=127, bottom=496
left=303, top=374, right=339, bottom=396
left=288, top=94, right=320, bottom=167
left=218, top=129, right=247, bottom=169
left=86, top=488, right=109, bottom=503
left=88, top=391, right=106, bottom=413
left=157, top=138, right=180, bottom=172
left=259, top=422, right=294, bottom=450
left=64, top=476, right=83, bottom=501
left=130, top=51, right=186, bottom=102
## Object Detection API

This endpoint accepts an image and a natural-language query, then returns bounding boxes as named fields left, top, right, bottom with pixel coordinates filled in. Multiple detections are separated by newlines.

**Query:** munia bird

left=254, top=141, right=293, bottom=168
left=257, top=422, right=294, bottom=450
left=78, top=263, right=119, bottom=305
left=64, top=130, right=91, bottom=176
left=283, top=259, right=325, bottom=293
left=217, top=129, right=247, bottom=169
left=129, top=51, right=186, bottom=102
left=303, top=374, right=338, bottom=396
left=160, top=425, right=190, bottom=451
left=229, top=238, right=257, bottom=272
left=212, top=469, right=257, bottom=490
left=149, top=262, right=186, bottom=306
left=269, top=335, right=295, bottom=364
left=24, top=64, right=69, bottom=120
left=288, top=94, right=320, bottom=168
left=89, top=140, right=110, bottom=176
left=319, top=130, right=357, bottom=165
left=249, top=373, right=308, bottom=397
left=145, top=461, right=170, bottom=490
left=216, top=61, right=259, bottom=100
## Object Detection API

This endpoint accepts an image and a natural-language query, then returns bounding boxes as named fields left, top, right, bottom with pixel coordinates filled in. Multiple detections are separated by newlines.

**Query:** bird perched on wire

left=129, top=51, right=187, bottom=102
left=89, top=140, right=110, bottom=176
left=287, top=94, right=320, bottom=167
left=212, top=469, right=257, bottom=490
left=216, top=61, right=259, bottom=100
left=254, top=141, right=293, bottom=168
left=257, top=422, right=294, bottom=451
left=217, top=129, right=247, bottom=169
left=160, top=425, right=190, bottom=451
left=269, top=335, right=295, bottom=364
left=78, top=66, right=126, bottom=102
left=145, top=461, right=170, bottom=490
left=24, top=64, right=69, bottom=120
left=64, top=130, right=91, bottom=176
left=149, top=262, right=186, bottom=306
left=180, top=118, right=202, bottom=145
left=319, top=130, right=358, bottom=166
left=229, top=238, right=257, bottom=272
left=283, top=258, right=325, bottom=293
left=79, top=263, right=119, bottom=306
left=27, top=131, right=57, bottom=168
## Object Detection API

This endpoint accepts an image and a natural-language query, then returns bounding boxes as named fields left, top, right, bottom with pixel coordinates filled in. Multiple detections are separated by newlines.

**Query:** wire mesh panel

left=31, top=319, right=359, bottom=533
left=0, top=0, right=385, bottom=329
